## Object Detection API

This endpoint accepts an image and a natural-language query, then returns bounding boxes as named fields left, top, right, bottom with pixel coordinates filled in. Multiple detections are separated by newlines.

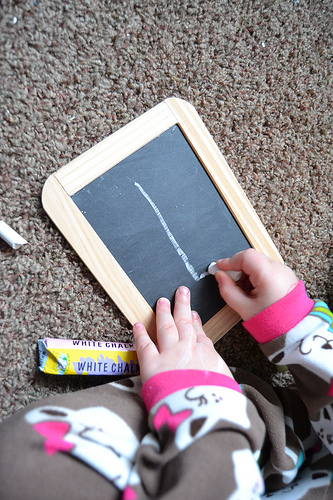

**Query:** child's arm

left=215, top=249, right=333, bottom=453
left=131, top=286, right=265, bottom=499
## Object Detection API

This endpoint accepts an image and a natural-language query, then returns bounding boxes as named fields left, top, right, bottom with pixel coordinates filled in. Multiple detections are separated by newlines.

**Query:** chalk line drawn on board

left=134, top=182, right=201, bottom=282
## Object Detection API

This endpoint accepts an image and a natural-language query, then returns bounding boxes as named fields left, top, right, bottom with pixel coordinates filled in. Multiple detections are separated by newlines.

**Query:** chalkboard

left=72, top=125, right=250, bottom=324
left=42, top=98, right=282, bottom=342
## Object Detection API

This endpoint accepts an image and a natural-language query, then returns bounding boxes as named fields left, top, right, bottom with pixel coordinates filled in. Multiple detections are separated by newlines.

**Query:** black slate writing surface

left=72, top=125, right=250, bottom=324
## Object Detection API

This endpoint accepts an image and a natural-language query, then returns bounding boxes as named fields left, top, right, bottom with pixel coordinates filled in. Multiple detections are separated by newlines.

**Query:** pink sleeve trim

left=243, top=281, right=314, bottom=344
left=329, top=380, right=333, bottom=398
left=141, top=370, right=241, bottom=412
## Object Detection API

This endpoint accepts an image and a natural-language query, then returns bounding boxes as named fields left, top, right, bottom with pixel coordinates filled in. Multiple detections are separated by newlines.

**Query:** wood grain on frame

left=42, top=98, right=282, bottom=343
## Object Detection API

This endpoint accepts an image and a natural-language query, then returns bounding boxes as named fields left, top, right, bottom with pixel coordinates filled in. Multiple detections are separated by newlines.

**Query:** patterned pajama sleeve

left=242, top=280, right=333, bottom=498
left=1, top=282, right=332, bottom=500
left=0, top=369, right=265, bottom=500
left=123, top=370, right=266, bottom=499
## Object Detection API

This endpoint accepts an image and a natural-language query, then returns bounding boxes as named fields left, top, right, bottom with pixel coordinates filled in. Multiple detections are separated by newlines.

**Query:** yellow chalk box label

left=38, top=338, right=139, bottom=376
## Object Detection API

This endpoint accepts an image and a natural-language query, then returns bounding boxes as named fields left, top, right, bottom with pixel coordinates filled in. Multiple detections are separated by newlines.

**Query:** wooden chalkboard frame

left=42, top=98, right=282, bottom=343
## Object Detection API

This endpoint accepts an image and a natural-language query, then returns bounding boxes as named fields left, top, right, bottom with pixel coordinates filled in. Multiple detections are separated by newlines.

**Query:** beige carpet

left=1, top=0, right=332, bottom=422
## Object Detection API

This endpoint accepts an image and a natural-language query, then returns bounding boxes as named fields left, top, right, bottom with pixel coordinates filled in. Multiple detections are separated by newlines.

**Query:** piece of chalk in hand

left=208, top=262, right=242, bottom=281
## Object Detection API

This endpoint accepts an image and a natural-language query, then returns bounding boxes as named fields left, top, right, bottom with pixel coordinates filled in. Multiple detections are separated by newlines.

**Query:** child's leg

left=0, top=377, right=146, bottom=500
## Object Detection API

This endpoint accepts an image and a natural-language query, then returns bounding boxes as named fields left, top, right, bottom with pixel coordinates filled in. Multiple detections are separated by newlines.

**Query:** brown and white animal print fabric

left=0, top=283, right=332, bottom=498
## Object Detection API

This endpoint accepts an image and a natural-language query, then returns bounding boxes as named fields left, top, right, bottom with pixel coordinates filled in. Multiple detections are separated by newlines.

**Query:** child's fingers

left=217, top=248, right=265, bottom=278
left=191, top=310, right=207, bottom=340
left=155, top=297, right=179, bottom=350
left=133, top=322, right=158, bottom=365
left=191, top=310, right=202, bottom=327
left=217, top=249, right=298, bottom=300
left=173, top=286, right=194, bottom=340
left=215, top=271, right=250, bottom=317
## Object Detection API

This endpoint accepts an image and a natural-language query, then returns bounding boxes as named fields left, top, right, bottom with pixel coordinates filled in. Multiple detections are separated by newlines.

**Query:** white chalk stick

left=0, top=220, right=28, bottom=249
left=208, top=262, right=242, bottom=281
left=207, top=262, right=219, bottom=275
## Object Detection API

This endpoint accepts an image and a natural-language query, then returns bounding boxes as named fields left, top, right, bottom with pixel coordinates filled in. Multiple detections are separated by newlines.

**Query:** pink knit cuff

left=141, top=370, right=241, bottom=412
left=243, top=281, right=314, bottom=344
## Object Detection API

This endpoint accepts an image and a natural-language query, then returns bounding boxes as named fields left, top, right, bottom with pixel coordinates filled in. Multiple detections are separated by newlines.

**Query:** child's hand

left=133, top=286, right=233, bottom=385
left=215, top=249, right=298, bottom=321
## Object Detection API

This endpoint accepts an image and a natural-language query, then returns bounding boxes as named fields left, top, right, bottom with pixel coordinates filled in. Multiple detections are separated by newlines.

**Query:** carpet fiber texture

left=1, top=0, right=332, bottom=422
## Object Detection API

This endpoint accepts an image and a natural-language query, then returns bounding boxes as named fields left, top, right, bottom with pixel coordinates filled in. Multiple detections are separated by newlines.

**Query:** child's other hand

left=215, top=249, right=298, bottom=321
left=133, top=286, right=233, bottom=385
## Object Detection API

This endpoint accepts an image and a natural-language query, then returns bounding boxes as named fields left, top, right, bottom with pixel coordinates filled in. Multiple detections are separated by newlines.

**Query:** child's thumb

left=215, top=271, right=248, bottom=319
